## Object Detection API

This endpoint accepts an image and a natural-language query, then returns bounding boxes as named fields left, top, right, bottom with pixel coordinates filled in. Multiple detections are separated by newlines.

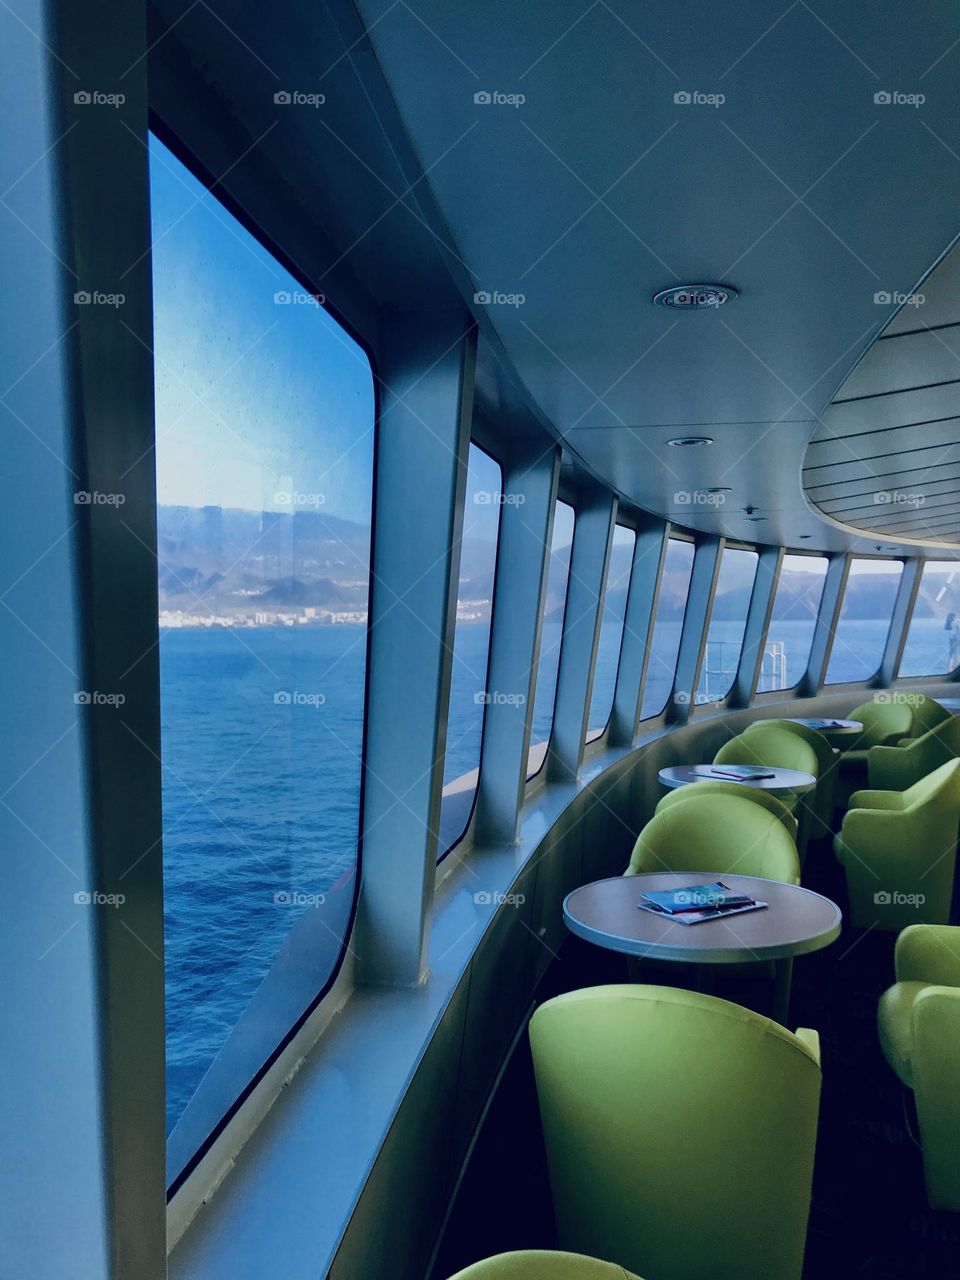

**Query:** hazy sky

left=149, top=135, right=375, bottom=523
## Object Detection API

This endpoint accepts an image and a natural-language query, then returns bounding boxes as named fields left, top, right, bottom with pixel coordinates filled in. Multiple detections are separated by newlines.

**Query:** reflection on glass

left=900, top=561, right=960, bottom=677
left=640, top=538, right=695, bottom=719
left=439, top=444, right=502, bottom=856
left=697, top=548, right=759, bottom=704
left=761, top=554, right=828, bottom=691
left=825, top=558, right=903, bottom=683
left=151, top=136, right=374, bottom=1145
left=528, top=500, right=575, bottom=777
left=586, top=526, right=636, bottom=741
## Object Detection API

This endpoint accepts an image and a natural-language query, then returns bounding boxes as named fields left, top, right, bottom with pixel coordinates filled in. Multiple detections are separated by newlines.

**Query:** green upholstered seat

left=626, top=790, right=801, bottom=884
left=834, top=759, right=960, bottom=929
left=906, top=694, right=952, bottom=739
left=445, top=1252, right=644, bottom=1280
left=867, top=715, right=960, bottom=791
left=714, top=725, right=819, bottom=859
left=529, top=985, right=821, bottom=1280
left=878, top=925, right=960, bottom=1209
left=747, top=719, right=837, bottom=837
left=834, top=698, right=917, bottom=804
left=655, top=779, right=798, bottom=840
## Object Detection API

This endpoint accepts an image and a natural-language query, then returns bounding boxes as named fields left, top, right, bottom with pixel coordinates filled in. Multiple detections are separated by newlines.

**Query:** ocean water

left=163, top=614, right=955, bottom=1132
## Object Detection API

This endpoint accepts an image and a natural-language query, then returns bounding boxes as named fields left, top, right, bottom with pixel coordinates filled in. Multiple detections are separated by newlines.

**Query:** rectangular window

left=586, top=525, right=636, bottom=742
left=640, top=537, right=695, bottom=719
left=151, top=136, right=374, bottom=1176
left=438, top=444, right=502, bottom=856
left=825, top=557, right=903, bottom=684
left=760, top=554, right=828, bottom=691
left=527, top=500, right=575, bottom=778
left=900, top=561, right=960, bottom=677
left=697, top=547, right=759, bottom=704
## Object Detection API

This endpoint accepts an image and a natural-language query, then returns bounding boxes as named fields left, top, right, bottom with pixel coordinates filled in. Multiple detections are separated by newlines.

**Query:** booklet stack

left=637, top=880, right=768, bottom=926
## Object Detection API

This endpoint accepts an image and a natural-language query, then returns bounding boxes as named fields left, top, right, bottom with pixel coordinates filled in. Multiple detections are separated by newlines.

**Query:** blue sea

left=163, top=615, right=954, bottom=1132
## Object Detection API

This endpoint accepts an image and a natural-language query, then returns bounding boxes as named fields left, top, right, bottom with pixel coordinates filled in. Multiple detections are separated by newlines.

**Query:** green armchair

left=867, top=715, right=960, bottom=791
left=655, top=779, right=798, bottom=840
left=714, top=725, right=819, bottom=860
left=904, top=693, right=952, bottom=741
left=833, top=759, right=960, bottom=929
left=747, top=719, right=837, bottom=838
left=529, top=985, right=821, bottom=1280
left=627, top=790, right=801, bottom=884
left=878, top=924, right=960, bottom=1210
left=446, top=1253, right=643, bottom=1280
left=834, top=698, right=916, bottom=803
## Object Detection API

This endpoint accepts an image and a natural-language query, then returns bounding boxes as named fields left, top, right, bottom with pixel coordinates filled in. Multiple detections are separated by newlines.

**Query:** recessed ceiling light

left=745, top=515, right=767, bottom=522
left=798, top=534, right=812, bottom=540
left=654, top=284, right=738, bottom=310
left=668, top=436, right=714, bottom=447
left=698, top=486, right=731, bottom=494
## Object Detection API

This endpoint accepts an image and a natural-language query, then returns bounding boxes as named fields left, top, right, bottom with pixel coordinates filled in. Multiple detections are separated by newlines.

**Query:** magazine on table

left=637, top=880, right=768, bottom=926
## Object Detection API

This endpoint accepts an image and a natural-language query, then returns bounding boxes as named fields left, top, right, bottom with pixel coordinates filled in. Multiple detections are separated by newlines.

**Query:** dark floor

left=433, top=831, right=960, bottom=1279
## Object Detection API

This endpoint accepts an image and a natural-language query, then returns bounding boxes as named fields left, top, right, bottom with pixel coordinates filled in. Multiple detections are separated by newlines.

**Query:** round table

left=658, top=764, right=817, bottom=795
left=786, top=716, right=862, bottom=736
left=563, top=873, right=841, bottom=1022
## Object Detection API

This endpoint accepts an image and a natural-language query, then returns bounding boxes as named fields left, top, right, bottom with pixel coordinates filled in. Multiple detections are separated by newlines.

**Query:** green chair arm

left=848, top=789, right=906, bottom=812
left=895, top=924, right=960, bottom=985
left=912, top=986, right=960, bottom=1210
left=793, top=1027, right=820, bottom=1065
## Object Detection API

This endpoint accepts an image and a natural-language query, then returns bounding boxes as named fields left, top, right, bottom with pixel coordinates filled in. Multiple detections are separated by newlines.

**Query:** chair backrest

left=747, top=720, right=836, bottom=833
left=655, top=779, right=798, bottom=838
left=529, top=985, right=821, bottom=1280
left=903, top=757, right=960, bottom=811
left=850, top=698, right=915, bottom=748
left=627, top=792, right=801, bottom=883
left=715, top=724, right=819, bottom=778
left=907, top=695, right=952, bottom=738
left=445, top=1252, right=643, bottom=1280
left=870, top=715, right=960, bottom=789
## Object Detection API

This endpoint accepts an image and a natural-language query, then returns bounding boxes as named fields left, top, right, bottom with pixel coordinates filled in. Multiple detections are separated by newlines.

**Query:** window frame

left=526, top=494, right=578, bottom=781
left=759, top=549, right=830, bottom=695
left=151, top=122, right=379, bottom=1198
left=823, top=554, right=905, bottom=687
left=585, top=520, right=638, bottom=745
left=898, top=558, right=960, bottom=680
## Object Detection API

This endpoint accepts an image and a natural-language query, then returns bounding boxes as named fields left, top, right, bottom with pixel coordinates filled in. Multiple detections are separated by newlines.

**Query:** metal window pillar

left=799, top=554, right=850, bottom=695
left=474, top=445, right=560, bottom=845
left=668, top=537, right=722, bottom=724
left=607, top=521, right=668, bottom=747
left=355, top=315, right=476, bottom=987
left=547, top=489, right=617, bottom=783
left=730, top=546, right=783, bottom=708
left=2, top=3, right=165, bottom=1276
left=878, top=558, right=923, bottom=686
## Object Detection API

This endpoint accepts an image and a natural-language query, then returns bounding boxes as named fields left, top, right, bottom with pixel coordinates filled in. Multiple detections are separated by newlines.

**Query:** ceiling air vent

left=653, top=284, right=737, bottom=310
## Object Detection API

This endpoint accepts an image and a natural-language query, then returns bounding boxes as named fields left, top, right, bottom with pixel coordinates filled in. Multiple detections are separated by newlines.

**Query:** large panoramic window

left=150, top=136, right=374, bottom=1176
left=527, top=500, right=575, bottom=778
left=760, top=554, right=828, bottom=692
left=697, top=547, right=758, bottom=704
left=825, top=558, right=903, bottom=684
left=586, top=525, right=636, bottom=742
left=640, top=537, right=695, bottom=719
left=438, top=445, right=502, bottom=855
left=900, top=561, right=960, bottom=677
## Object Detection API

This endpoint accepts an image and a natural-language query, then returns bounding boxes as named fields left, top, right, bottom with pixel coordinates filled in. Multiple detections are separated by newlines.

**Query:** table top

left=563, top=873, right=842, bottom=963
left=786, top=717, right=863, bottom=734
left=658, top=764, right=817, bottom=794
